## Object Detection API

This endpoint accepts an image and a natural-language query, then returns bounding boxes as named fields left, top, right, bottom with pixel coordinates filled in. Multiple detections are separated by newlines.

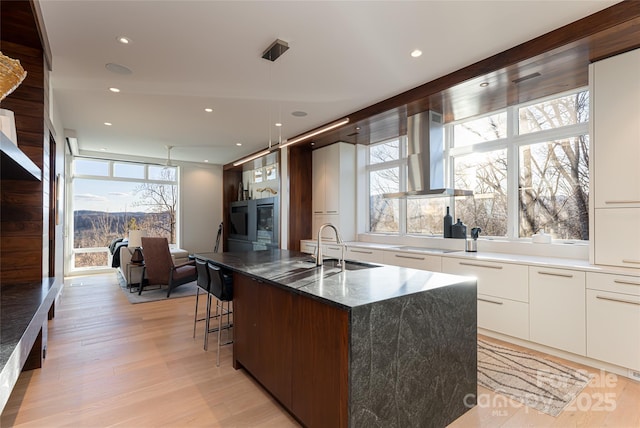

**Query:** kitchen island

left=197, top=249, right=477, bottom=427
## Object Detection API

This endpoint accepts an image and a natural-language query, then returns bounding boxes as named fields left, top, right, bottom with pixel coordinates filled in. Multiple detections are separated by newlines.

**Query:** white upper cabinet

left=591, top=48, right=640, bottom=209
left=591, top=48, right=640, bottom=268
left=312, top=143, right=356, bottom=241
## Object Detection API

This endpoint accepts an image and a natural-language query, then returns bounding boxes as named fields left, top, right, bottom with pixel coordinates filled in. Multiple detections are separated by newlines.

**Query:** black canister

left=443, top=206, right=453, bottom=238
left=451, top=218, right=467, bottom=239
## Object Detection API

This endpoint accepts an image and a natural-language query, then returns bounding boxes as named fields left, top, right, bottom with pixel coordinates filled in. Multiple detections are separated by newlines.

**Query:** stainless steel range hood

left=383, top=110, right=472, bottom=198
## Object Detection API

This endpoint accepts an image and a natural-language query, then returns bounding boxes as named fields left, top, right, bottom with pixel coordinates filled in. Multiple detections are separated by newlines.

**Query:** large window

left=366, top=88, right=589, bottom=241
left=69, top=158, right=179, bottom=271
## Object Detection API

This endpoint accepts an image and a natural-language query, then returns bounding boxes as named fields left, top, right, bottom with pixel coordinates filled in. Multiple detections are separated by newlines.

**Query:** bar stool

left=206, top=262, right=233, bottom=366
left=193, top=259, right=210, bottom=340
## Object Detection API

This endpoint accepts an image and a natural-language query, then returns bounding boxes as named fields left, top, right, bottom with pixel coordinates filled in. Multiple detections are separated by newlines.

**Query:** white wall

left=179, top=162, right=223, bottom=253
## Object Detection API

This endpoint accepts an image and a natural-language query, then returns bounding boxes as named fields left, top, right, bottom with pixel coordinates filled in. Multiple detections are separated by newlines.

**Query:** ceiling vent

left=262, top=39, right=289, bottom=62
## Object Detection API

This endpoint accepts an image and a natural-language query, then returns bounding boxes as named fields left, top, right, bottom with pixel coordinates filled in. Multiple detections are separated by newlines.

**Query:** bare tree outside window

left=518, top=91, right=589, bottom=239
left=454, top=150, right=508, bottom=237
left=134, top=169, right=178, bottom=243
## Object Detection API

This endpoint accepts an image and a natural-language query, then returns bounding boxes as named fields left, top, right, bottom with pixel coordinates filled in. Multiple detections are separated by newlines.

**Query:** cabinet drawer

left=586, top=289, right=640, bottom=371
left=383, top=251, right=441, bottom=272
left=586, top=272, right=640, bottom=296
left=594, top=208, right=640, bottom=269
left=345, top=247, right=384, bottom=263
left=477, top=294, right=529, bottom=340
left=442, top=258, right=528, bottom=302
left=300, top=241, right=317, bottom=255
left=322, top=244, right=344, bottom=259
left=529, top=267, right=586, bottom=356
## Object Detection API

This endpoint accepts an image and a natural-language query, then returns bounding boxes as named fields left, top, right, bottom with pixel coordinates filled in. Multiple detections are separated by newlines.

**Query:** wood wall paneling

left=287, top=145, right=312, bottom=249
left=222, top=169, right=242, bottom=251
left=1, top=1, right=46, bottom=285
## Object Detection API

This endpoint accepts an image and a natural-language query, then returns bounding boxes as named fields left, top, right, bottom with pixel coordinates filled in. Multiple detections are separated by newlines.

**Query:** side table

left=127, top=262, right=145, bottom=293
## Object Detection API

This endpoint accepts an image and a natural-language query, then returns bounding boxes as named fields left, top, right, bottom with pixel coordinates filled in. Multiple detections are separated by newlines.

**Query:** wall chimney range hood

left=383, top=110, right=472, bottom=198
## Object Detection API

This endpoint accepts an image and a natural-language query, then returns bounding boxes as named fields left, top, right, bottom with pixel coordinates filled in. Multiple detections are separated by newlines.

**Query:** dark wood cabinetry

left=232, top=273, right=293, bottom=408
left=232, top=272, right=348, bottom=427
left=292, top=294, right=349, bottom=428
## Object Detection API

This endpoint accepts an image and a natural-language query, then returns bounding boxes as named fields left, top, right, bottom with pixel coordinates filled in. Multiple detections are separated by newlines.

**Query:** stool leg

left=192, top=288, right=200, bottom=338
left=204, top=293, right=211, bottom=351
left=217, top=299, right=223, bottom=367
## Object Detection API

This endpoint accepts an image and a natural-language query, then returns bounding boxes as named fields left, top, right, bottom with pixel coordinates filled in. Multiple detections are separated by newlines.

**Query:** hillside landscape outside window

left=69, top=158, right=179, bottom=271
left=366, top=88, right=589, bottom=241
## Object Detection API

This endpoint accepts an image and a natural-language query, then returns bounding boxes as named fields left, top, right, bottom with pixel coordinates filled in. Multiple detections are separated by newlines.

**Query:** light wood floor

left=2, top=272, right=639, bottom=427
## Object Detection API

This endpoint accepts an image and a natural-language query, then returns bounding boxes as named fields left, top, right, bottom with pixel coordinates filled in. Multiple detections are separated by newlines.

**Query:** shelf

left=1, top=132, right=41, bottom=181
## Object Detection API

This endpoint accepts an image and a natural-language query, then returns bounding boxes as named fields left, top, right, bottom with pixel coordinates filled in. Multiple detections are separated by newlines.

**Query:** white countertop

left=302, top=239, right=640, bottom=277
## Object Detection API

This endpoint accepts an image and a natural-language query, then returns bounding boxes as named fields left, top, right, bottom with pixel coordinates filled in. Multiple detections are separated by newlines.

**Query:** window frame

left=362, top=87, right=590, bottom=242
left=67, top=156, right=180, bottom=273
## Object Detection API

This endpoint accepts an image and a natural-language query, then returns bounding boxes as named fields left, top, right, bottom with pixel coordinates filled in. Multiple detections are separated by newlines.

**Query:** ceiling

left=39, top=0, right=620, bottom=166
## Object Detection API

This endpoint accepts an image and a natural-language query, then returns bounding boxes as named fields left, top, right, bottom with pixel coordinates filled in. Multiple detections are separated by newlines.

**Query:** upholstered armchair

left=140, top=237, right=197, bottom=297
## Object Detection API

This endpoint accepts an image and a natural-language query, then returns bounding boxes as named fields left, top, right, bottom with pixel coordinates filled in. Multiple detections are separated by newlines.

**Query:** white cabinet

left=529, top=267, right=586, bottom=356
left=383, top=251, right=441, bottom=272
left=442, top=258, right=529, bottom=339
left=593, top=209, right=640, bottom=268
left=300, top=240, right=317, bottom=255
left=442, top=258, right=529, bottom=302
left=591, top=48, right=640, bottom=209
left=591, top=48, right=640, bottom=269
left=322, top=243, right=344, bottom=259
left=311, top=143, right=356, bottom=241
left=586, top=272, right=640, bottom=371
left=345, top=246, right=384, bottom=263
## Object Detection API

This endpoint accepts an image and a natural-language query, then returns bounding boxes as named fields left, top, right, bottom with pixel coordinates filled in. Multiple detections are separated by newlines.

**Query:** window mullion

left=506, top=105, right=519, bottom=239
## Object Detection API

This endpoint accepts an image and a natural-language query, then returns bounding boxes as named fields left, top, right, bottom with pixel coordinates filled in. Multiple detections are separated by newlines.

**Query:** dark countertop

left=1, top=278, right=62, bottom=412
left=195, top=249, right=474, bottom=309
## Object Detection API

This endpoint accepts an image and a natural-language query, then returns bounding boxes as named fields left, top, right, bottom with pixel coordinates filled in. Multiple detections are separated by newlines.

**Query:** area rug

left=477, top=339, right=593, bottom=417
left=117, top=271, right=198, bottom=304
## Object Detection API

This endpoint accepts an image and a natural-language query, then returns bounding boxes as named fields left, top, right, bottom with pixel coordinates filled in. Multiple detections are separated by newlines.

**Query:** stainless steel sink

left=295, top=258, right=381, bottom=271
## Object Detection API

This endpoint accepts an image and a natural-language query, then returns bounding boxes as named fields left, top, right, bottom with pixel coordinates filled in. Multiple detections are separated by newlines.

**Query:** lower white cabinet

left=477, top=294, right=529, bottom=340
left=322, top=243, right=344, bottom=259
left=383, top=251, right=441, bottom=272
left=586, top=272, right=640, bottom=371
left=529, top=267, right=586, bottom=356
left=442, top=258, right=529, bottom=339
left=442, top=258, right=529, bottom=303
left=593, top=208, right=640, bottom=269
left=345, top=246, right=384, bottom=263
left=300, top=241, right=317, bottom=255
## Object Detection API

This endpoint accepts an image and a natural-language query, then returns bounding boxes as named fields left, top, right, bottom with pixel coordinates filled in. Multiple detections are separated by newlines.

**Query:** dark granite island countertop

left=196, top=249, right=477, bottom=427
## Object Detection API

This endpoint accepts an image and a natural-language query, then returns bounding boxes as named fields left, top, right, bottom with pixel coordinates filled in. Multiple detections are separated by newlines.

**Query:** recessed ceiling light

left=204, top=159, right=209, bottom=163
left=100, top=147, right=107, bottom=151
left=117, top=36, right=132, bottom=44
left=411, top=49, right=422, bottom=58
left=291, top=111, right=307, bottom=117
left=275, top=122, right=282, bottom=127
left=479, top=82, right=489, bottom=87
left=236, top=143, right=242, bottom=146
left=355, top=126, right=361, bottom=131
left=104, top=122, right=112, bottom=126
left=109, top=87, right=120, bottom=93
left=204, top=108, right=213, bottom=113
left=105, top=63, right=133, bottom=75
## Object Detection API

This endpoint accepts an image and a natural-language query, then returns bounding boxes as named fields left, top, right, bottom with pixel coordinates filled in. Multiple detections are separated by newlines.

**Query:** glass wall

left=69, top=158, right=179, bottom=271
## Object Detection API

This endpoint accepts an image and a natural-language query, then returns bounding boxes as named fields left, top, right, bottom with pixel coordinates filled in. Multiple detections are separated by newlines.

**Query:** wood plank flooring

left=2, top=272, right=639, bottom=427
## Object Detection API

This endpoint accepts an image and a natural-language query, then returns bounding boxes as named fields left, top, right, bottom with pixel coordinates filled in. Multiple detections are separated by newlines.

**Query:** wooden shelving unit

left=0, top=132, right=41, bottom=181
